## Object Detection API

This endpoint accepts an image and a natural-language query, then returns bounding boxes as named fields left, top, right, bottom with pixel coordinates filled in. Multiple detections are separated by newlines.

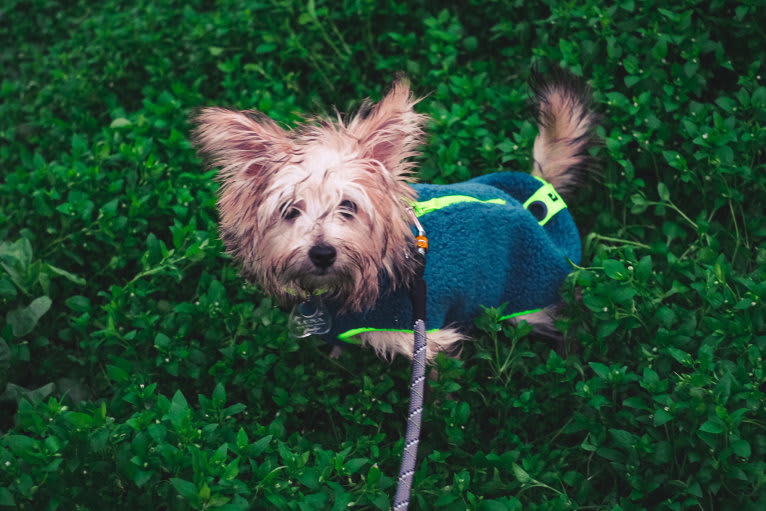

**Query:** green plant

left=2, top=0, right=765, bottom=509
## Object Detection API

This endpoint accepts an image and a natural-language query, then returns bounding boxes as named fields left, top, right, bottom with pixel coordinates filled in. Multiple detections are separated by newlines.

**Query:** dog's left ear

left=347, top=79, right=427, bottom=180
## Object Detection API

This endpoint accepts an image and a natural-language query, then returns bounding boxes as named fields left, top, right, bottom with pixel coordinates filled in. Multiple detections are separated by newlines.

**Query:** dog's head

left=192, top=80, right=426, bottom=312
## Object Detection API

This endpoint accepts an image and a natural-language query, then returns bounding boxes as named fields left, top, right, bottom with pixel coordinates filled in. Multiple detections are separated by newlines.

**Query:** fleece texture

left=320, top=171, right=581, bottom=345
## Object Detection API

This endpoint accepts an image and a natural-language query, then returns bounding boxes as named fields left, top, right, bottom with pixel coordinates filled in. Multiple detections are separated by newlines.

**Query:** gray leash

left=393, top=319, right=427, bottom=510
left=393, top=211, right=429, bottom=510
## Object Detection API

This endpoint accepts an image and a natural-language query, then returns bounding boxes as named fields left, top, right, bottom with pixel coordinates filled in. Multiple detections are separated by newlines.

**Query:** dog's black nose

left=308, top=244, right=336, bottom=269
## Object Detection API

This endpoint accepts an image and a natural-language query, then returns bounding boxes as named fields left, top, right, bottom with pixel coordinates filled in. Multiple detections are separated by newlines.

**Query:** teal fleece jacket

left=320, top=171, right=581, bottom=345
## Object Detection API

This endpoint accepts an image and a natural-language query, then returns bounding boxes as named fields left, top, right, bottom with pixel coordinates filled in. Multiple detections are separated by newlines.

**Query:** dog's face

left=192, top=81, right=426, bottom=312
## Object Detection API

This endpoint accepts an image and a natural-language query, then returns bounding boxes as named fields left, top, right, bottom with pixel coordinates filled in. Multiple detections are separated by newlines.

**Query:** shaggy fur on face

left=192, top=81, right=427, bottom=312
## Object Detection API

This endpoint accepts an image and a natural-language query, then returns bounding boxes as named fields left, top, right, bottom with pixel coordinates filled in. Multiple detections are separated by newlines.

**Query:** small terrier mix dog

left=192, top=71, right=596, bottom=362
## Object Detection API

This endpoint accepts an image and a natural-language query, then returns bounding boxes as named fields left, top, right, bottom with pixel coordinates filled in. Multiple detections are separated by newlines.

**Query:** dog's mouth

left=283, top=261, right=349, bottom=298
left=298, top=268, right=343, bottom=288
left=274, top=243, right=369, bottom=309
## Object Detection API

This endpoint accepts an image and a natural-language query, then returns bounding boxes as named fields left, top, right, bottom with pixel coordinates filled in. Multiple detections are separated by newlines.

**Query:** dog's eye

left=283, top=207, right=301, bottom=221
left=339, top=199, right=357, bottom=219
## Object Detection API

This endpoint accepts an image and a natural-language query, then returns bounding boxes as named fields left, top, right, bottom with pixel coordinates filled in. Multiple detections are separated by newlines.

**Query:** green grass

left=1, top=0, right=765, bottom=509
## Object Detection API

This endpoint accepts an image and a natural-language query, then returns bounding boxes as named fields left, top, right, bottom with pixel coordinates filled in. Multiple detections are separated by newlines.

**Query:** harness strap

left=523, top=176, right=567, bottom=226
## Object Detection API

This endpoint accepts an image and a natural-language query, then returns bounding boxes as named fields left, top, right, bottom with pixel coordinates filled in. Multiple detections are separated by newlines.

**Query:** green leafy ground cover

left=1, top=0, right=765, bottom=509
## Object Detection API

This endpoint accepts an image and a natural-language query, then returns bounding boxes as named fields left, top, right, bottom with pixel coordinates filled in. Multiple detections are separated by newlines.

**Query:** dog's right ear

left=191, top=108, right=293, bottom=180
left=346, top=79, right=427, bottom=181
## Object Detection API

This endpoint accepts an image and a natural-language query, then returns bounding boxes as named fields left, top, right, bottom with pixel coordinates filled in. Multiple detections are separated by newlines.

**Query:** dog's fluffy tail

left=531, top=70, right=597, bottom=199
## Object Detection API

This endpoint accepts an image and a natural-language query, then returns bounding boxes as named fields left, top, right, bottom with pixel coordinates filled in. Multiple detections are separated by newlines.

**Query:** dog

left=191, top=70, right=596, bottom=362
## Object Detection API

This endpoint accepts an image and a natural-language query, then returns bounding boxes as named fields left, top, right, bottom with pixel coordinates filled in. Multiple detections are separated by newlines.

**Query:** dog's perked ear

left=345, top=79, right=427, bottom=181
left=191, top=107, right=294, bottom=182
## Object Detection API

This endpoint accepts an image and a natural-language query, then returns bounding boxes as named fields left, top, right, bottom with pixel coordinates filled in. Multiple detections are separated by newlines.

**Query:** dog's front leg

left=360, top=327, right=467, bottom=362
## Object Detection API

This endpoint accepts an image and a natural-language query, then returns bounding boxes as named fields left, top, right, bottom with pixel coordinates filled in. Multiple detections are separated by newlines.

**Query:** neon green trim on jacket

left=337, top=327, right=442, bottom=344
left=412, top=196, right=506, bottom=217
left=498, top=308, right=543, bottom=322
left=336, top=308, right=542, bottom=344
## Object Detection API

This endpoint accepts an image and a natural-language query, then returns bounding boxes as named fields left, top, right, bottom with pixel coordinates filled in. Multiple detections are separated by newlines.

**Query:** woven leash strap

left=393, top=210, right=429, bottom=510
left=392, top=319, right=427, bottom=510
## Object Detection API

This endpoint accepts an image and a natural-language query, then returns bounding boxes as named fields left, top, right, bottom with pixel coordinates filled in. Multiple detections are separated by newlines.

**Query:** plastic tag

left=288, top=295, right=331, bottom=338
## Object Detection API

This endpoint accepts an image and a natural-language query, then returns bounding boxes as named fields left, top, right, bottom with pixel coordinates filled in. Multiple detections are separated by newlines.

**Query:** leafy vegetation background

left=2, top=0, right=765, bottom=509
